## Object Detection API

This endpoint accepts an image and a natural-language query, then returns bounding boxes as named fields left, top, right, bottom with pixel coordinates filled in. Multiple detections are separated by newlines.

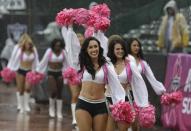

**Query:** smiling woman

left=76, top=37, right=126, bottom=131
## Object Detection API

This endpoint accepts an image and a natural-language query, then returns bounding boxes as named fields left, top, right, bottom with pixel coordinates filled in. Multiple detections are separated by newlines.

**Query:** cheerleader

left=106, top=36, right=149, bottom=131
left=76, top=37, right=126, bottom=131
left=63, top=26, right=82, bottom=125
left=126, top=38, right=166, bottom=96
left=36, top=38, right=69, bottom=119
left=8, top=33, right=39, bottom=113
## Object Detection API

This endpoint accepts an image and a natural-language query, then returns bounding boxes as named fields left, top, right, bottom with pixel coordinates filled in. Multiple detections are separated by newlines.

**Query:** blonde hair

left=19, top=33, right=34, bottom=52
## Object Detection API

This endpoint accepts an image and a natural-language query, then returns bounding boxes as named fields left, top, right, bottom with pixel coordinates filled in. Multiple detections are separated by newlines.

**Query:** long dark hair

left=79, top=37, right=107, bottom=79
left=126, top=38, right=144, bottom=60
left=107, top=39, right=127, bottom=64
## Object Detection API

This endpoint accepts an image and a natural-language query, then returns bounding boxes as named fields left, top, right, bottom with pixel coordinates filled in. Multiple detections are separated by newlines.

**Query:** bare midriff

left=20, top=61, right=33, bottom=69
left=80, top=81, right=105, bottom=100
left=48, top=62, right=63, bottom=70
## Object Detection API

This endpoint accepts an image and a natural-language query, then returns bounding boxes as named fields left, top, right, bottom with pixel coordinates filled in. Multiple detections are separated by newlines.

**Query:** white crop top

left=36, top=48, right=69, bottom=74
left=48, top=51, right=64, bottom=63
left=81, top=68, right=105, bottom=84
left=21, top=52, right=35, bottom=62
left=117, top=68, right=128, bottom=84
left=7, top=47, right=39, bottom=71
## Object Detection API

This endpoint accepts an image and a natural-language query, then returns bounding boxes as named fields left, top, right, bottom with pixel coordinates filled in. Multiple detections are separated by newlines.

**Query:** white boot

left=56, top=100, right=63, bottom=119
left=16, top=92, right=21, bottom=110
left=128, top=127, right=133, bottom=131
left=49, top=98, right=55, bottom=117
left=24, top=92, right=31, bottom=112
left=71, top=103, right=77, bottom=125
left=19, top=95, right=24, bottom=113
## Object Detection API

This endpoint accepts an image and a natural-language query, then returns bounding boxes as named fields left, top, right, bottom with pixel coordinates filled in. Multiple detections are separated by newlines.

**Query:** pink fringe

left=74, top=8, right=89, bottom=26
left=161, top=91, right=183, bottom=105
left=94, top=16, right=110, bottom=31
left=26, top=71, right=45, bottom=86
left=0, top=68, right=16, bottom=83
left=90, top=3, right=110, bottom=18
left=110, top=101, right=136, bottom=124
left=55, top=8, right=75, bottom=26
left=138, top=104, right=156, bottom=128
left=86, top=10, right=99, bottom=27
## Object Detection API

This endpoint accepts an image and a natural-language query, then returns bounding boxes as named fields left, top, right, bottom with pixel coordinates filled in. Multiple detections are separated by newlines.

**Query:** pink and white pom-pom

left=1, top=67, right=16, bottom=83
left=94, top=16, right=110, bottom=32
left=55, top=8, right=75, bottom=26
left=160, top=91, right=183, bottom=105
left=138, top=104, right=156, bottom=128
left=90, top=3, right=110, bottom=18
left=110, top=101, right=136, bottom=124
left=26, top=71, right=45, bottom=86
left=63, top=67, right=77, bottom=79
left=74, top=8, right=89, bottom=26
left=84, top=26, right=95, bottom=38
left=63, top=67, right=80, bottom=86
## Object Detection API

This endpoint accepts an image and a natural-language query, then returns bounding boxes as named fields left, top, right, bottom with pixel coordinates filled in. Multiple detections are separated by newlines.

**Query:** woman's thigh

left=93, top=113, right=108, bottom=131
left=106, top=115, right=116, bottom=131
left=76, top=109, right=92, bottom=131
left=16, top=73, right=25, bottom=92
left=47, top=76, right=57, bottom=96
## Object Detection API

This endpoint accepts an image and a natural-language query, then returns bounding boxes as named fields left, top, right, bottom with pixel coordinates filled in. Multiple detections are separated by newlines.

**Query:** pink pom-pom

left=110, top=101, right=136, bottom=124
left=74, top=8, right=89, bottom=25
left=138, top=104, right=156, bottom=128
left=90, top=3, right=110, bottom=18
left=94, top=16, right=110, bottom=31
left=160, top=91, right=183, bottom=105
left=63, top=67, right=77, bottom=79
left=68, top=76, right=80, bottom=86
left=63, top=67, right=80, bottom=86
left=84, top=27, right=95, bottom=38
left=26, top=71, right=45, bottom=86
left=170, top=91, right=183, bottom=104
left=161, top=93, right=171, bottom=105
left=55, top=8, right=75, bottom=26
left=86, top=11, right=99, bottom=27
left=1, top=68, right=16, bottom=83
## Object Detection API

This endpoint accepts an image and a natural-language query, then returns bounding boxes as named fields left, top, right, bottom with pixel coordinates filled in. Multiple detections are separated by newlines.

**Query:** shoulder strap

left=140, top=60, right=145, bottom=74
left=125, top=60, right=132, bottom=82
left=103, top=64, right=108, bottom=84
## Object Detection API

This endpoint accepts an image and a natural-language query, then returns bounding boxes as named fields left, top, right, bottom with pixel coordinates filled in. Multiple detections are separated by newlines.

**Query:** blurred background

left=0, top=0, right=191, bottom=54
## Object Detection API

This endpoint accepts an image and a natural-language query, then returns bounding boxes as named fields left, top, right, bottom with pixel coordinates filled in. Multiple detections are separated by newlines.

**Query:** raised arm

left=62, top=50, right=70, bottom=71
